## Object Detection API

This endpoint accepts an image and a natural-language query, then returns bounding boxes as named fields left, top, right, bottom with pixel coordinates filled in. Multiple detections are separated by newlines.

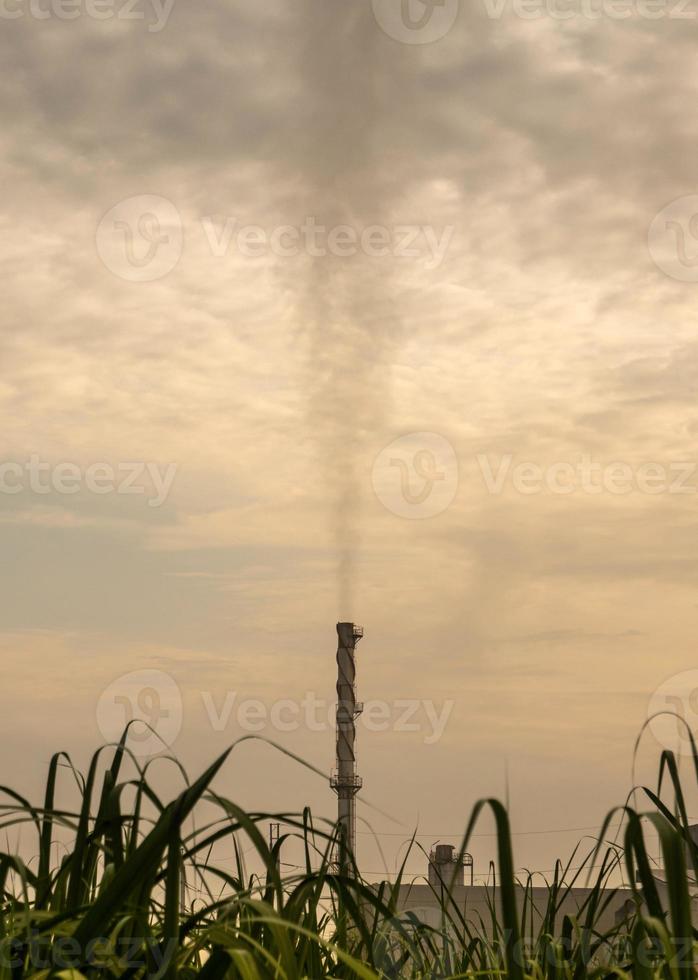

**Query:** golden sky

left=2, top=0, right=698, bottom=879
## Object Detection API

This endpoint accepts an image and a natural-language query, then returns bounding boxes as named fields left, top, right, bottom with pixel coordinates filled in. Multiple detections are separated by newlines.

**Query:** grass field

left=1, top=728, right=696, bottom=979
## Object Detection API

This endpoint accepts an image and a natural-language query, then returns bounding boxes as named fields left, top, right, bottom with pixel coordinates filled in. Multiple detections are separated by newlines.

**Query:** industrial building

left=329, top=622, right=638, bottom=931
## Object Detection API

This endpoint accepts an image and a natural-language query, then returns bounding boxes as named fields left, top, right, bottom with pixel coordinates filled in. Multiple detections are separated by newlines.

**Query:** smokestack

left=330, top=621, right=363, bottom=873
left=428, top=844, right=465, bottom=888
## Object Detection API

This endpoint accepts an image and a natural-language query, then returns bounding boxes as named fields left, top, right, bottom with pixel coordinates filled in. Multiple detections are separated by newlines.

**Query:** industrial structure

left=428, top=844, right=473, bottom=887
left=330, top=622, right=363, bottom=871
left=325, top=619, right=639, bottom=932
left=397, top=877, right=637, bottom=935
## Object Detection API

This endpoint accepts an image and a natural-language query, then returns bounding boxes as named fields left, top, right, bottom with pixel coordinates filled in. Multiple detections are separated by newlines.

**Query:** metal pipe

left=330, top=622, right=363, bottom=872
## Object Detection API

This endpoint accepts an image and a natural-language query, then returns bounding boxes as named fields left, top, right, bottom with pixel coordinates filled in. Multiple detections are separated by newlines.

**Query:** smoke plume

left=291, top=3, right=404, bottom=614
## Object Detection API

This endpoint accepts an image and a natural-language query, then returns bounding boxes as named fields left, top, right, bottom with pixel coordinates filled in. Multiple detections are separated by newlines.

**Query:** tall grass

left=0, top=728, right=696, bottom=979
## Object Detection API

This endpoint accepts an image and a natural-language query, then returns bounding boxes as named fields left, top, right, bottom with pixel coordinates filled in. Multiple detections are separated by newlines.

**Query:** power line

left=356, top=860, right=625, bottom=879
left=356, top=824, right=603, bottom=840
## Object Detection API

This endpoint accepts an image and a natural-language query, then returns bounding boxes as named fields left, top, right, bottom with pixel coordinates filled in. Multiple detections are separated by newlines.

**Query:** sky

left=3, top=0, right=698, bottom=881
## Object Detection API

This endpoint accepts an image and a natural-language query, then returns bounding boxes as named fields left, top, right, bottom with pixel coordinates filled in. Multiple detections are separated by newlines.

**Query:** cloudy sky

left=3, top=0, right=698, bottom=879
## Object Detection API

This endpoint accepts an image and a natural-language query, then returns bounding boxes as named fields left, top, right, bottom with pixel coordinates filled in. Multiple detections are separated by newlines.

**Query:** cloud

left=1, top=0, right=697, bottom=871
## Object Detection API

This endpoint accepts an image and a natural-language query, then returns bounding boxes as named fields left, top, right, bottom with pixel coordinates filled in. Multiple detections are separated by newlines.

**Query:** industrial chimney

left=330, top=622, right=364, bottom=872
left=428, top=844, right=465, bottom=888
